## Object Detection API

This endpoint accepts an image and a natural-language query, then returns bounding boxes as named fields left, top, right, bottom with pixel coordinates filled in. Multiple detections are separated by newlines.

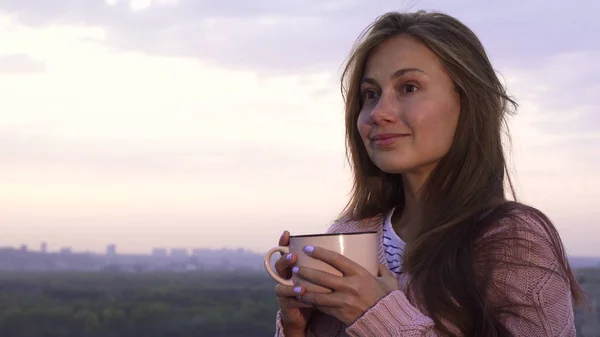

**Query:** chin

left=373, top=155, right=441, bottom=177
left=372, top=159, right=413, bottom=175
left=369, top=150, right=439, bottom=176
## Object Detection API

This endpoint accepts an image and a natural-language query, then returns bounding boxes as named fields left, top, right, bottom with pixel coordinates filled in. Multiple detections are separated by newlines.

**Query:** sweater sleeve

left=346, top=210, right=577, bottom=337
left=346, top=290, right=437, bottom=336
left=274, top=311, right=286, bottom=337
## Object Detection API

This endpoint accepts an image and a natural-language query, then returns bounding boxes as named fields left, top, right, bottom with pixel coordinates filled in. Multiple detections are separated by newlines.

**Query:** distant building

left=40, top=242, right=47, bottom=254
left=151, top=248, right=168, bottom=257
left=170, top=248, right=188, bottom=258
left=59, top=247, right=72, bottom=254
left=191, top=248, right=207, bottom=256
left=106, top=244, right=117, bottom=256
left=19, top=245, right=27, bottom=252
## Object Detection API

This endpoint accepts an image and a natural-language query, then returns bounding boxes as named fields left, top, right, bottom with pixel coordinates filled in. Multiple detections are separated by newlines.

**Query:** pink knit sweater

left=274, top=211, right=576, bottom=336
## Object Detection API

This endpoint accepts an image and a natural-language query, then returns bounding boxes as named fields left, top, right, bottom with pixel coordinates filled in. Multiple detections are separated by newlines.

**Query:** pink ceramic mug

left=264, top=231, right=378, bottom=286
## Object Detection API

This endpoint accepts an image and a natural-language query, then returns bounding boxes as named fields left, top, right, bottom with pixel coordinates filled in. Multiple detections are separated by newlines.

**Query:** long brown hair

left=339, top=11, right=584, bottom=336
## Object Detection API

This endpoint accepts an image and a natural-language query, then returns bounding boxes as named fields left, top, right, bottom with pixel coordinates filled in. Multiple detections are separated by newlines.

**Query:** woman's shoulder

left=326, top=214, right=385, bottom=234
left=479, top=201, right=557, bottom=239
left=476, top=201, right=567, bottom=269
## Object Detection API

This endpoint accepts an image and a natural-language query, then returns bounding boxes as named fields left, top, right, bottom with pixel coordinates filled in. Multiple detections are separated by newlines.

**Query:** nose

left=369, top=91, right=397, bottom=125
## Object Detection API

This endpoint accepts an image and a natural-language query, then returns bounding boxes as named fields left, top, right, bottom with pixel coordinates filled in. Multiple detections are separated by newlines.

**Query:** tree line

left=0, top=270, right=278, bottom=337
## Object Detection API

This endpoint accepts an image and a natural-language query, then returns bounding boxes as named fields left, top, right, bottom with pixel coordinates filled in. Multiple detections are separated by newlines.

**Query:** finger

left=275, top=283, right=305, bottom=298
left=293, top=275, right=333, bottom=294
left=281, top=299, right=314, bottom=309
left=293, top=266, right=346, bottom=291
left=300, top=291, right=344, bottom=308
left=377, top=263, right=395, bottom=277
left=274, top=253, right=296, bottom=278
left=278, top=231, right=291, bottom=247
left=275, top=285, right=314, bottom=309
left=302, top=245, right=367, bottom=276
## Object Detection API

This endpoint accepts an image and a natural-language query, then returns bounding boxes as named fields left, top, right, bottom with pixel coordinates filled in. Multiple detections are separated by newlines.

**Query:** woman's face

left=357, top=34, right=461, bottom=176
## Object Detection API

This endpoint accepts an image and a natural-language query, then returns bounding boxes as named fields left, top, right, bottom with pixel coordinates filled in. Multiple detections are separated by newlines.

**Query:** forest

left=0, top=270, right=278, bottom=337
left=3, top=268, right=596, bottom=337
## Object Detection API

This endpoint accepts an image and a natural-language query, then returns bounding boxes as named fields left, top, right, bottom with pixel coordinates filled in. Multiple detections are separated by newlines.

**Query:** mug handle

left=264, top=246, right=293, bottom=286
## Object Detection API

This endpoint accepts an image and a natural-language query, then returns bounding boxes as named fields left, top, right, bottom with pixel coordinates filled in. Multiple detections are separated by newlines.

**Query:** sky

left=0, top=0, right=598, bottom=256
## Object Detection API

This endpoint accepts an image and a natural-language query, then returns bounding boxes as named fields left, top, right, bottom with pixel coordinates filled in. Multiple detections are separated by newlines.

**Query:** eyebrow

left=360, top=67, right=426, bottom=85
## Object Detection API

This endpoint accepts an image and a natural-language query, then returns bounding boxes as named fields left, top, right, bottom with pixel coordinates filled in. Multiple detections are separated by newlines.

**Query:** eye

left=402, top=84, right=419, bottom=93
left=361, top=89, right=380, bottom=102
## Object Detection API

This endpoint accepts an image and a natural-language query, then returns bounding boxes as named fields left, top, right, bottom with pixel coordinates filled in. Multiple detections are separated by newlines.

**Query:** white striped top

left=382, top=207, right=406, bottom=275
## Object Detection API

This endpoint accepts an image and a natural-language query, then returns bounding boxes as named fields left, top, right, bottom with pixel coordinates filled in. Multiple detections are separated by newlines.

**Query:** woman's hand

left=273, top=231, right=315, bottom=334
left=292, top=245, right=399, bottom=326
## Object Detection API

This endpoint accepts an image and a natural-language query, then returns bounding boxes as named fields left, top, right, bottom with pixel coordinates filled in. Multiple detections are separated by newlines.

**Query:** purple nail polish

left=304, top=245, right=314, bottom=253
left=286, top=253, right=293, bottom=261
left=292, top=266, right=299, bottom=273
left=293, top=286, right=302, bottom=294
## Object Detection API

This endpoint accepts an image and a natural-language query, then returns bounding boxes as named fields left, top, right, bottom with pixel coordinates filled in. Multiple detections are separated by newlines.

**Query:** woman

left=272, top=10, right=584, bottom=337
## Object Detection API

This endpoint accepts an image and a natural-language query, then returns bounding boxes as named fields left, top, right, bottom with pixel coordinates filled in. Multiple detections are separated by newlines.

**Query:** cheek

left=357, top=112, right=372, bottom=141
left=408, top=100, right=459, bottom=152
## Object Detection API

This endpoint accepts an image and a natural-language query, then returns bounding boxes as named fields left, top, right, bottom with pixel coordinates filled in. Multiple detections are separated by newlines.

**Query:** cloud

left=0, top=53, right=45, bottom=73
left=1, top=0, right=596, bottom=73
left=1, top=0, right=596, bottom=182
left=0, top=0, right=367, bottom=73
left=503, top=51, right=600, bottom=151
left=0, top=129, right=346, bottom=177
left=0, top=0, right=598, bottom=254
left=530, top=53, right=600, bottom=134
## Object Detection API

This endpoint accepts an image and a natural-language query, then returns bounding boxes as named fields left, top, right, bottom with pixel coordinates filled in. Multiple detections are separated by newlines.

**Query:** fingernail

left=292, top=266, right=299, bottom=274
left=286, top=253, right=293, bottom=261
left=293, top=286, right=302, bottom=294
left=304, top=245, right=314, bottom=253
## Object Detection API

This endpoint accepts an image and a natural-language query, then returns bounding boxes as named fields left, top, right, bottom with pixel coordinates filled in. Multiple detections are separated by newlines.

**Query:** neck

left=392, top=171, right=430, bottom=242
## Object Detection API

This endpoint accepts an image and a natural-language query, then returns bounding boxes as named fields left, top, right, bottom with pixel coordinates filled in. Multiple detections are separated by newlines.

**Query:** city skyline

left=1, top=241, right=253, bottom=256
left=1, top=0, right=599, bottom=255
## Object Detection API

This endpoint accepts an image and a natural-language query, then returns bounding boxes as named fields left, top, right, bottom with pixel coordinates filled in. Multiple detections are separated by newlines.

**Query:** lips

left=370, top=133, right=408, bottom=147
left=372, top=134, right=399, bottom=141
